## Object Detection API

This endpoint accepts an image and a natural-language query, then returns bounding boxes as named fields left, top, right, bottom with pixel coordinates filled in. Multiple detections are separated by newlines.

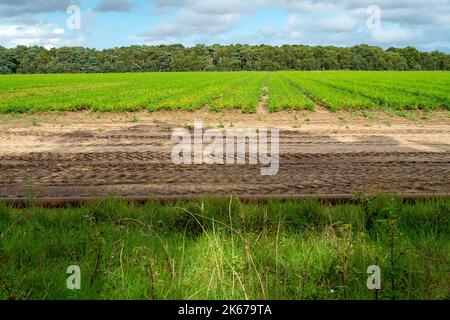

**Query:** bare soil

left=0, top=109, right=449, bottom=199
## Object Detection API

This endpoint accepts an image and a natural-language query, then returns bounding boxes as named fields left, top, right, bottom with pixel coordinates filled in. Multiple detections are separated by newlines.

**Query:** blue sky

left=1, top=0, right=450, bottom=52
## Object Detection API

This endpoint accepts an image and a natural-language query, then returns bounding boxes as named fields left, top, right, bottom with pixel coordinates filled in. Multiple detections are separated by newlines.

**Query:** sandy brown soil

left=0, top=109, right=449, bottom=200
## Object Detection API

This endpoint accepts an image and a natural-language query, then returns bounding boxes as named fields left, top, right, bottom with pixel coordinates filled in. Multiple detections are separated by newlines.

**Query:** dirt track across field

left=0, top=109, right=449, bottom=200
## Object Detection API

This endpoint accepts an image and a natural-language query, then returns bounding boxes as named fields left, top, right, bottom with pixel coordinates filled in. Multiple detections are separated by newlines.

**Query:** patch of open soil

left=0, top=109, right=449, bottom=199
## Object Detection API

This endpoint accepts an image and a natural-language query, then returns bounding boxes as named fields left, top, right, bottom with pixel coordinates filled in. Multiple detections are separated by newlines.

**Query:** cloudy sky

left=1, top=0, right=449, bottom=52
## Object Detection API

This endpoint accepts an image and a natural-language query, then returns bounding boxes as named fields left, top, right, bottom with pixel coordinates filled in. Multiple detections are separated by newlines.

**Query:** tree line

left=1, top=44, right=449, bottom=74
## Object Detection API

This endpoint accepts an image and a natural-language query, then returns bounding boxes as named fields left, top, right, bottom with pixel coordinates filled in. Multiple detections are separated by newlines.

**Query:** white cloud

left=94, top=0, right=133, bottom=13
left=0, top=0, right=78, bottom=17
left=259, top=12, right=358, bottom=45
left=141, top=0, right=246, bottom=42
left=260, top=25, right=278, bottom=37
left=0, top=24, right=85, bottom=49
left=190, top=0, right=254, bottom=14
left=310, top=15, right=358, bottom=32
left=285, top=15, right=301, bottom=30
left=290, top=31, right=302, bottom=39
left=259, top=19, right=304, bottom=43
left=51, top=28, right=65, bottom=35
left=280, top=0, right=336, bottom=12
left=150, top=0, right=189, bottom=8
left=371, top=26, right=421, bottom=44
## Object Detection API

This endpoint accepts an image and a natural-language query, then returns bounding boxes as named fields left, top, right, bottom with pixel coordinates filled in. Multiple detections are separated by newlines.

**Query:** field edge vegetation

left=1, top=195, right=449, bottom=300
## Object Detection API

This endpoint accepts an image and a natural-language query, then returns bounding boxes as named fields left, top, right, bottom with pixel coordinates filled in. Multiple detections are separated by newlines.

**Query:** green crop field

left=0, top=196, right=448, bottom=300
left=0, top=71, right=449, bottom=113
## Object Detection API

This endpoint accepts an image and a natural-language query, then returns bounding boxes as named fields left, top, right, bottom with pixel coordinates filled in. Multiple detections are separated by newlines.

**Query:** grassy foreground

left=0, top=196, right=449, bottom=300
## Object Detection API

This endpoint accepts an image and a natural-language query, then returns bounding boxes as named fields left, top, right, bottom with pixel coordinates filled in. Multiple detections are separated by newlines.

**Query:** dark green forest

left=1, top=44, right=450, bottom=74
